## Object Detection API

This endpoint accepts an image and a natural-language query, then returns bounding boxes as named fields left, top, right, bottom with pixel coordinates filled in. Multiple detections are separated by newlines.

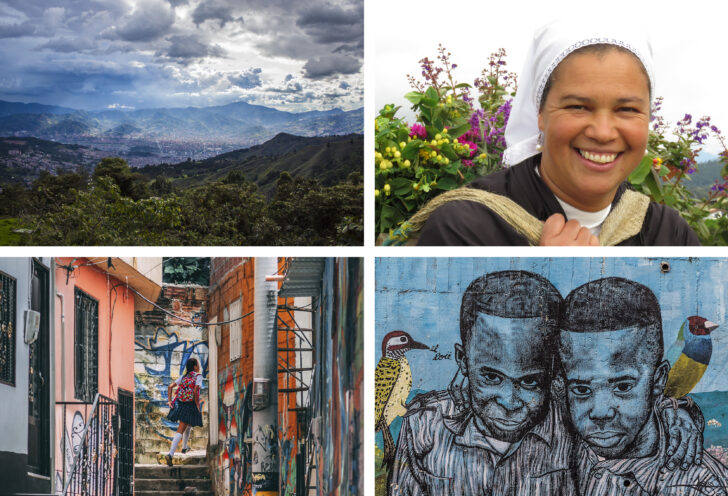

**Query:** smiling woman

left=417, top=18, right=700, bottom=246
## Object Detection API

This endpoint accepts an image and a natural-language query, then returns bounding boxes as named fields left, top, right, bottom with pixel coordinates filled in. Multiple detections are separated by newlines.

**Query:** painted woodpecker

left=375, top=330, right=429, bottom=470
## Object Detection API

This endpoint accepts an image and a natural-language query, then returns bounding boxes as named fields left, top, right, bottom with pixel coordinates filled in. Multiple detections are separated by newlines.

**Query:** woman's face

left=537, top=49, right=650, bottom=211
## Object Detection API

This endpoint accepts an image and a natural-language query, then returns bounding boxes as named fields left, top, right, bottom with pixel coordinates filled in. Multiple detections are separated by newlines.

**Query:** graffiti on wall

left=54, top=411, right=86, bottom=492
left=313, top=258, right=363, bottom=495
left=211, top=364, right=253, bottom=496
left=54, top=409, right=108, bottom=493
left=375, top=258, right=728, bottom=495
left=135, top=325, right=209, bottom=455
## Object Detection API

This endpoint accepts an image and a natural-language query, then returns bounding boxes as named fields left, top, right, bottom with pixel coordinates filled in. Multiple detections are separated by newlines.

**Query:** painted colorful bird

left=375, top=330, right=429, bottom=470
left=664, top=316, right=719, bottom=398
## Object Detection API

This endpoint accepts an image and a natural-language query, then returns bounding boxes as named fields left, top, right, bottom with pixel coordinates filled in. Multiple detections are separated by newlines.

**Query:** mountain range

left=0, top=99, right=363, bottom=165
left=0, top=99, right=362, bottom=141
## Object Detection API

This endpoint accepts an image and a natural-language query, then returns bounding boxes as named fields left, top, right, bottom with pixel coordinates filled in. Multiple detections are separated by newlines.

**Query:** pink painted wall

left=53, top=257, right=137, bottom=491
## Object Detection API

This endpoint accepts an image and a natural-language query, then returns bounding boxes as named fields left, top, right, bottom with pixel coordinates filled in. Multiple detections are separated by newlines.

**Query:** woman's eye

left=619, top=107, right=638, bottom=113
left=614, top=382, right=634, bottom=393
left=566, top=105, right=587, bottom=110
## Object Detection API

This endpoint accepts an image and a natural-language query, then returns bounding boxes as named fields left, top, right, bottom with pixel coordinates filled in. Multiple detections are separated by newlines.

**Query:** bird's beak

left=411, top=340, right=430, bottom=350
left=706, top=321, right=719, bottom=333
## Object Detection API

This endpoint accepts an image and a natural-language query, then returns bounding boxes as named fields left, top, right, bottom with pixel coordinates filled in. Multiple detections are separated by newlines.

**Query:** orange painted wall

left=54, top=257, right=136, bottom=401
left=53, top=257, right=137, bottom=491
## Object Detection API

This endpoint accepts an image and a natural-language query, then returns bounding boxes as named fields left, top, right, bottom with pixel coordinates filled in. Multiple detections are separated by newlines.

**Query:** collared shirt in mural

left=389, top=390, right=578, bottom=495
left=575, top=410, right=728, bottom=496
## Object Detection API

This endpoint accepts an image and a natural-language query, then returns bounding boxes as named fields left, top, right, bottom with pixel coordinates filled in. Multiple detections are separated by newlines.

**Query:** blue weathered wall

left=375, top=257, right=728, bottom=488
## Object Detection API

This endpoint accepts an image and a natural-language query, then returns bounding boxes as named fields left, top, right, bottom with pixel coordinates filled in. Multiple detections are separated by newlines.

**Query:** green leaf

left=643, top=169, right=663, bottom=203
left=389, top=177, right=413, bottom=196
left=404, top=92, right=423, bottom=105
left=629, top=155, right=653, bottom=185
left=440, top=143, right=458, bottom=161
left=402, top=141, right=420, bottom=161
left=435, top=176, right=458, bottom=190
left=448, top=122, right=470, bottom=139
left=425, top=87, right=439, bottom=102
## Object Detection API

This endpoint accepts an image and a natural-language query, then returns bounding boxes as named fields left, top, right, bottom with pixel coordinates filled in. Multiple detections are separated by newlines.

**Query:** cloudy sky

left=374, top=0, right=728, bottom=155
left=0, top=0, right=362, bottom=111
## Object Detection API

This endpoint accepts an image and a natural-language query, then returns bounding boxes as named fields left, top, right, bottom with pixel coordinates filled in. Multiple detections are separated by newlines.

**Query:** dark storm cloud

left=295, top=2, right=363, bottom=44
left=191, top=1, right=242, bottom=27
left=0, top=21, right=35, bottom=38
left=107, top=1, right=175, bottom=42
left=302, top=53, right=360, bottom=79
left=228, top=68, right=262, bottom=89
left=161, top=35, right=226, bottom=61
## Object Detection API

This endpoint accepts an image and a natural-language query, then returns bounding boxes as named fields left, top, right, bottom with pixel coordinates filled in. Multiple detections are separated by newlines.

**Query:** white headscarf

left=502, top=17, right=655, bottom=166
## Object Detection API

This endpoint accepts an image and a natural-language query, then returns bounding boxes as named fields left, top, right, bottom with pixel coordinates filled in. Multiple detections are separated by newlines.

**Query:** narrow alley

left=0, top=257, right=363, bottom=496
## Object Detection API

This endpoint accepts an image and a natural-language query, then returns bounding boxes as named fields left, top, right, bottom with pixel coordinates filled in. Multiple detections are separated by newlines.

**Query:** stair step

left=135, top=464, right=209, bottom=479
left=135, top=491, right=213, bottom=496
left=135, top=478, right=212, bottom=491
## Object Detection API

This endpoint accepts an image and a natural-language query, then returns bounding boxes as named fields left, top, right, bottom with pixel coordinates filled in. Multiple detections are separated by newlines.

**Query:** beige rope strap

left=598, top=190, right=651, bottom=246
left=407, top=187, right=650, bottom=246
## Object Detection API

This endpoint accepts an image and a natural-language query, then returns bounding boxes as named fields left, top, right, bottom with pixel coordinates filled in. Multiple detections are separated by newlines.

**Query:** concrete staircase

left=135, top=451, right=212, bottom=496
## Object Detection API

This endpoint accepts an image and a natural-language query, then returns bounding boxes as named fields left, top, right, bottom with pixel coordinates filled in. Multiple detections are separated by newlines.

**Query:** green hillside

left=684, top=160, right=726, bottom=197
left=139, top=133, right=363, bottom=195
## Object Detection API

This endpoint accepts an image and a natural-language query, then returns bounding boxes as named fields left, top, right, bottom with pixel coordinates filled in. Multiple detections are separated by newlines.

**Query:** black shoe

left=181, top=447, right=190, bottom=454
left=165, top=454, right=173, bottom=466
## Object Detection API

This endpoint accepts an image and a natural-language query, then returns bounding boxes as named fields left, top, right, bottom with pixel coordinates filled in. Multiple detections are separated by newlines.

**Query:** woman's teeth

left=578, top=149, right=618, bottom=164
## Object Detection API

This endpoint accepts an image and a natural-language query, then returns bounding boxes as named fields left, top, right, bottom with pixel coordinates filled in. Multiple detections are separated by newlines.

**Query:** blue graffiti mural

left=135, top=326, right=209, bottom=440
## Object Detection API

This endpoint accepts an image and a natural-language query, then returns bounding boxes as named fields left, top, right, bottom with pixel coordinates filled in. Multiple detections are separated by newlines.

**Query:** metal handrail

left=60, top=393, right=119, bottom=496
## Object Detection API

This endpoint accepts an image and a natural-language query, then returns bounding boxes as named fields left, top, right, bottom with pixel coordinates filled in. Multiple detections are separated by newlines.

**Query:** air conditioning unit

left=24, top=310, right=40, bottom=344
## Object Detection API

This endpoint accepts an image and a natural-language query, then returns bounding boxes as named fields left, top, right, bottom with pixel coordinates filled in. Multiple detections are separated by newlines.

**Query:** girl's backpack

left=176, top=372, right=198, bottom=402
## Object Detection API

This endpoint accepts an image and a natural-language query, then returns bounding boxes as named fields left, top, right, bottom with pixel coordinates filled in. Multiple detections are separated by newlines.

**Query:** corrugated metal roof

left=279, top=257, right=325, bottom=297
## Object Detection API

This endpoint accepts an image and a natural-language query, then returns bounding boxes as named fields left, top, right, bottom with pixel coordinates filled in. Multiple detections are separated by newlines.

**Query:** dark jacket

left=417, top=156, right=700, bottom=246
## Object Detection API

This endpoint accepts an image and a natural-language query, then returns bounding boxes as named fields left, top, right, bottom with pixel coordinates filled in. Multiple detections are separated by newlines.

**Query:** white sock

left=169, top=432, right=183, bottom=456
left=182, top=426, right=192, bottom=450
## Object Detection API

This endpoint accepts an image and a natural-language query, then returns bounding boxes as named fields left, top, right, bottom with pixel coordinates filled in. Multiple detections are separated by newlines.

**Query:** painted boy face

left=456, top=313, right=551, bottom=442
left=559, top=327, right=665, bottom=458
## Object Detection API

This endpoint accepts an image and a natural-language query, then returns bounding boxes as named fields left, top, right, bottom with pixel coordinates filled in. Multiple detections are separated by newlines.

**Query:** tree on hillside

left=93, top=157, right=149, bottom=200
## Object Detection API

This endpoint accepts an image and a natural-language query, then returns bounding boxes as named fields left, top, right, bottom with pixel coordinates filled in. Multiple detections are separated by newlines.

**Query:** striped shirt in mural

left=389, top=389, right=578, bottom=495
left=575, top=411, right=728, bottom=496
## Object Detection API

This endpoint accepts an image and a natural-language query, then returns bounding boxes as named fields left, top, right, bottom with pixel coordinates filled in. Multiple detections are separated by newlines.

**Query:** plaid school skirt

left=167, top=400, right=203, bottom=427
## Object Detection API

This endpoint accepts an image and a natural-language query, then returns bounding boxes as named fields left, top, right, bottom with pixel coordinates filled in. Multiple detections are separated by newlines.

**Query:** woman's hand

left=540, top=214, right=600, bottom=246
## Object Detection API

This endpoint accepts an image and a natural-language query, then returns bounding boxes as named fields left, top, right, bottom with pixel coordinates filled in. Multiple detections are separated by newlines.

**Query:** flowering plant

left=375, top=46, right=516, bottom=235
left=629, top=97, right=728, bottom=244
left=376, top=46, right=728, bottom=245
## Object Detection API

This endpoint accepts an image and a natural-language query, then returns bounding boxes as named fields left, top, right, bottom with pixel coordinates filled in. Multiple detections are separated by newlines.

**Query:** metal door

left=27, top=260, right=50, bottom=475
left=117, top=388, right=134, bottom=496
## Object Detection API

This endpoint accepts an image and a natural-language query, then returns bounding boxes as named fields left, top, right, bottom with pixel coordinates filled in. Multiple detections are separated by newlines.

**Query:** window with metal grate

left=74, top=288, right=98, bottom=402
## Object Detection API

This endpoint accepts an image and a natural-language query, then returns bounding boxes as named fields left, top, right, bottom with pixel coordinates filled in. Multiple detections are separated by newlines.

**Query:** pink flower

left=409, top=123, right=427, bottom=140
left=459, top=140, right=477, bottom=157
